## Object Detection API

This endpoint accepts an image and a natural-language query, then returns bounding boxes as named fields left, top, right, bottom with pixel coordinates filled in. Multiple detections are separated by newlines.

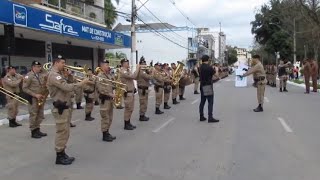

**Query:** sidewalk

left=0, top=100, right=85, bottom=126
left=284, top=78, right=320, bottom=93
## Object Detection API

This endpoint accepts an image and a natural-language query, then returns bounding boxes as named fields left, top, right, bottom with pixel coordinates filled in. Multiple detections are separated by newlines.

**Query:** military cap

left=102, top=59, right=110, bottom=64
left=120, top=58, right=129, bottom=64
left=7, top=66, right=15, bottom=70
left=31, top=61, right=41, bottom=66
left=154, top=62, right=162, bottom=66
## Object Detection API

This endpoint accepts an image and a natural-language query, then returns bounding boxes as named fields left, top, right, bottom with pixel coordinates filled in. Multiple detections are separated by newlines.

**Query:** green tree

left=105, top=52, right=115, bottom=59
left=115, top=52, right=127, bottom=59
left=226, top=46, right=238, bottom=65
left=251, top=0, right=293, bottom=60
left=105, top=0, right=120, bottom=29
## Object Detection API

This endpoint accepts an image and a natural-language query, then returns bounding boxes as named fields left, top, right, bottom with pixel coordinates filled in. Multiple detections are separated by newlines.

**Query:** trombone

left=0, top=87, right=29, bottom=105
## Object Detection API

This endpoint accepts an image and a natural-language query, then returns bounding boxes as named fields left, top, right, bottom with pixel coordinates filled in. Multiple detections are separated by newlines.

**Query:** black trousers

left=0, top=93, right=6, bottom=107
left=199, top=94, right=214, bottom=118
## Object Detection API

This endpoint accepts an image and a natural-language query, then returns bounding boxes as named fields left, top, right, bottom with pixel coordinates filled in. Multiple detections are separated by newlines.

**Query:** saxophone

left=113, top=68, right=125, bottom=108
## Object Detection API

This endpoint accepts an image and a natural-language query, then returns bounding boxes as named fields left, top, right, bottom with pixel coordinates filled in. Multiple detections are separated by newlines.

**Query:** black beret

left=139, top=59, right=146, bottom=64
left=154, top=62, right=162, bottom=66
left=31, top=61, right=41, bottom=66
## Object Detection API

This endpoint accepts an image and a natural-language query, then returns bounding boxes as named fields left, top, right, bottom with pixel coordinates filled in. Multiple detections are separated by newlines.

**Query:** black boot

left=173, top=98, right=180, bottom=105
left=283, top=87, right=288, bottom=92
left=85, top=113, right=95, bottom=121
left=124, top=120, right=136, bottom=130
left=56, top=151, right=73, bottom=165
left=62, top=150, right=75, bottom=162
left=76, top=103, right=83, bottom=109
left=102, top=131, right=114, bottom=142
left=31, top=129, right=42, bottom=139
left=36, top=128, right=47, bottom=137
left=253, top=104, right=263, bottom=112
left=179, top=95, right=186, bottom=100
left=70, top=123, right=76, bottom=128
left=155, top=107, right=164, bottom=114
left=279, top=88, right=283, bottom=92
left=94, top=101, right=99, bottom=105
left=164, top=102, right=171, bottom=109
left=200, top=116, right=207, bottom=122
left=208, top=117, right=219, bottom=123
left=139, top=115, right=150, bottom=121
left=116, top=105, right=124, bottom=109
left=9, top=119, right=17, bottom=128
left=12, top=118, right=22, bottom=127
left=194, top=91, right=200, bottom=94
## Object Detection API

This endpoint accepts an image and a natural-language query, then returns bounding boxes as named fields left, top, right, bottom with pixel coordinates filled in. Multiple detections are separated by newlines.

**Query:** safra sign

left=40, top=14, right=79, bottom=36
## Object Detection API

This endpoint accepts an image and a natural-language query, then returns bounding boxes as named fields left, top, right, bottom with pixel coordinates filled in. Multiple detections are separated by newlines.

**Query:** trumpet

left=0, top=87, right=29, bottom=105
left=95, top=67, right=127, bottom=87
left=43, top=63, right=89, bottom=74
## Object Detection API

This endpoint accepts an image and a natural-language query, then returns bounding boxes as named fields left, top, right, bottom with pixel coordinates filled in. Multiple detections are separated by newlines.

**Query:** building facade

left=196, top=28, right=215, bottom=61
left=0, top=0, right=130, bottom=74
left=234, top=47, right=251, bottom=66
left=110, top=23, right=197, bottom=65
left=219, top=32, right=226, bottom=64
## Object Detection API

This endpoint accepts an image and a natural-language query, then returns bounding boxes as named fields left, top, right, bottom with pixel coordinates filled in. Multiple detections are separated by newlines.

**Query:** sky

left=113, top=0, right=269, bottom=49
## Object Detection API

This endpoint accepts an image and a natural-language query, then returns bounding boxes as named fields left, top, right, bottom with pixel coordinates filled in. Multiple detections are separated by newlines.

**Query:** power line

left=136, top=15, right=194, bottom=52
left=167, top=0, right=196, bottom=27
left=136, top=0, right=187, bottom=43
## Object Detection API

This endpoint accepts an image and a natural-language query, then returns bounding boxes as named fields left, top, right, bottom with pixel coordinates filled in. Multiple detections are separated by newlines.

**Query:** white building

left=111, top=23, right=198, bottom=65
left=219, top=32, right=226, bottom=63
left=196, top=28, right=215, bottom=60
left=234, top=47, right=251, bottom=66
left=195, top=29, right=226, bottom=63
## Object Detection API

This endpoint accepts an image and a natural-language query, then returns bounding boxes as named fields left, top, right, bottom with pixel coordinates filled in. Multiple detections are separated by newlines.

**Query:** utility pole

left=131, top=0, right=136, bottom=70
left=293, top=18, right=296, bottom=65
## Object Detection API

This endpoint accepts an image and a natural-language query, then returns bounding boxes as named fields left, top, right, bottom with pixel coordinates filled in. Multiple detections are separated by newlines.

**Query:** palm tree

left=104, top=0, right=120, bottom=29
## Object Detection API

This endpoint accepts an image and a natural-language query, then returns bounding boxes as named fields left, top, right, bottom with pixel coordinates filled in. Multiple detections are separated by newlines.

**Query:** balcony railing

left=40, top=0, right=105, bottom=25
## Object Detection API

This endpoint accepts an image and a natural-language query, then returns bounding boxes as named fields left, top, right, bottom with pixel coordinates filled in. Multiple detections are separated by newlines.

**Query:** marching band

left=0, top=55, right=205, bottom=165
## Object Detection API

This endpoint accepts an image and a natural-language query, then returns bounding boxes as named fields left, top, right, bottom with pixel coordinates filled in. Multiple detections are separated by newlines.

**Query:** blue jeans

left=199, top=94, right=214, bottom=118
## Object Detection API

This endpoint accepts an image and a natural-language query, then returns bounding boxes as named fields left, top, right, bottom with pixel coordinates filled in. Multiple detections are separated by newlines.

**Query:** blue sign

left=0, top=1, right=131, bottom=48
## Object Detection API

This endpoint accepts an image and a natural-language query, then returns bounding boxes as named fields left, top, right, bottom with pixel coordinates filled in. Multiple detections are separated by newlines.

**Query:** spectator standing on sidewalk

left=303, top=59, right=311, bottom=94
left=310, top=59, right=319, bottom=92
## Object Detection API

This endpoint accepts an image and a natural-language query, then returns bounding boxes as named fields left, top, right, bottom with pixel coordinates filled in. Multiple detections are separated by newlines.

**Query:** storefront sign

left=0, top=1, right=130, bottom=48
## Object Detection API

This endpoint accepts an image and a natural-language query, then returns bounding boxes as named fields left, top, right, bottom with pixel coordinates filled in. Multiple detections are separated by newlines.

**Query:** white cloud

left=114, top=0, right=269, bottom=48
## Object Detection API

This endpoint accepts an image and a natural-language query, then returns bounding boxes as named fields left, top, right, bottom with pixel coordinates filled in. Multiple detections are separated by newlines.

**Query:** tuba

left=172, top=61, right=185, bottom=86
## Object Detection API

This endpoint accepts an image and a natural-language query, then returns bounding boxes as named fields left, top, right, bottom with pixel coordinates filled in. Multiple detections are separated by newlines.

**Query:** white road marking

left=152, top=118, right=175, bottom=133
left=41, top=119, right=80, bottom=126
left=278, top=117, right=293, bottom=133
left=264, top=97, right=270, bottom=103
left=191, top=99, right=199, bottom=104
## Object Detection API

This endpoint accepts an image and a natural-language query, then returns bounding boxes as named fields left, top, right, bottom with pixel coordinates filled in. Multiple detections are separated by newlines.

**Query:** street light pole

left=293, top=18, right=296, bottom=65
left=131, top=0, right=136, bottom=70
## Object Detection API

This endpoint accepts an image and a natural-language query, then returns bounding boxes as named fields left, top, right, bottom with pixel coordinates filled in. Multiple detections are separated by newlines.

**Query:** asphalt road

left=0, top=76, right=320, bottom=180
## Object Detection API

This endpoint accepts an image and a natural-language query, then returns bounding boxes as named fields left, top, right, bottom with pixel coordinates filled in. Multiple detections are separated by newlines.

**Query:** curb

left=279, top=78, right=320, bottom=93
left=0, top=102, right=85, bottom=126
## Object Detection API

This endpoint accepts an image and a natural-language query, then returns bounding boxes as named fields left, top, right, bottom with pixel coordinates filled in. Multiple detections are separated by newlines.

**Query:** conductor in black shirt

left=199, top=55, right=219, bottom=123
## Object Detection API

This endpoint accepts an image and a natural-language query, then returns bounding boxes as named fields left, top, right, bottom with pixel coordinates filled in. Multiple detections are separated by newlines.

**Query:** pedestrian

left=310, top=58, right=318, bottom=92
left=199, top=55, right=219, bottom=123
left=303, top=59, right=311, bottom=94
left=240, top=55, right=266, bottom=112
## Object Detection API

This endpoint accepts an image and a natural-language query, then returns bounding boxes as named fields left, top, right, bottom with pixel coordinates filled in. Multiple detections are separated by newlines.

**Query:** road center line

left=277, top=117, right=293, bottom=133
left=191, top=99, right=199, bottom=104
left=152, top=118, right=175, bottom=133
left=264, top=97, right=270, bottom=103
